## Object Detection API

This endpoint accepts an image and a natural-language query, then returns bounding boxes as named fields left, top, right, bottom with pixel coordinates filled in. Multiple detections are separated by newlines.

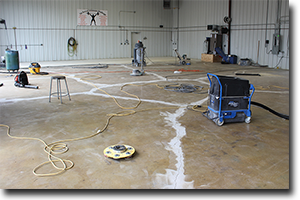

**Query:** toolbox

left=202, top=73, right=255, bottom=126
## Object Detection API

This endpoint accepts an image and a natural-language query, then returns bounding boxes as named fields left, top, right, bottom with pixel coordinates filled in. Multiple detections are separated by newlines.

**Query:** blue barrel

left=5, top=50, right=19, bottom=71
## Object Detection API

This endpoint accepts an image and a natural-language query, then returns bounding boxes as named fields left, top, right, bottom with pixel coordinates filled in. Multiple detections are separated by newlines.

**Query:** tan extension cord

left=0, top=74, right=180, bottom=177
left=0, top=72, right=289, bottom=176
left=0, top=112, right=118, bottom=177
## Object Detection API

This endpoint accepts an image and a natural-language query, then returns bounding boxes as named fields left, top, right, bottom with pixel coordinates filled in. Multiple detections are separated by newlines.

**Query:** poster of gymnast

left=77, top=9, right=108, bottom=26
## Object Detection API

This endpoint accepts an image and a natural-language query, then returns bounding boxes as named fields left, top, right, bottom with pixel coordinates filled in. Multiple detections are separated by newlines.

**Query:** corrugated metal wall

left=177, top=0, right=289, bottom=69
left=0, top=0, right=173, bottom=62
left=0, top=0, right=289, bottom=69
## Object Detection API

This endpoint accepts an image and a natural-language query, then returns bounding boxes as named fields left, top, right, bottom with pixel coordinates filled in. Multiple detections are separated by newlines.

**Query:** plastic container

left=5, top=50, right=19, bottom=71
left=238, top=58, right=252, bottom=66
left=228, top=55, right=237, bottom=64
left=29, top=62, right=41, bottom=74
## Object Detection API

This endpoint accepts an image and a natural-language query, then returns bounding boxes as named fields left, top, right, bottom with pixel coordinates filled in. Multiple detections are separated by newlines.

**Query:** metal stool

left=49, top=76, right=71, bottom=104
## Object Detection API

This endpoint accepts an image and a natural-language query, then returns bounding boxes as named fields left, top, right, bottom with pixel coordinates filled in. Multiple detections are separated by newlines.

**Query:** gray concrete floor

left=0, top=57, right=289, bottom=189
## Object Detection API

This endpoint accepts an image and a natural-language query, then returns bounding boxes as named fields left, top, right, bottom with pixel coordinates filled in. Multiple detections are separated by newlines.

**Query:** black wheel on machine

left=182, top=60, right=186, bottom=65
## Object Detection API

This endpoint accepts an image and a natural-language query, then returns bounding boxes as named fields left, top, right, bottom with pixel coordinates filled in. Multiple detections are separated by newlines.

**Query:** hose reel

left=67, top=37, right=78, bottom=57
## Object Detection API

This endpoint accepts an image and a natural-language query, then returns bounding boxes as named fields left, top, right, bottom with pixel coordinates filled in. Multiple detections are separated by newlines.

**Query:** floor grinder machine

left=174, top=49, right=190, bottom=65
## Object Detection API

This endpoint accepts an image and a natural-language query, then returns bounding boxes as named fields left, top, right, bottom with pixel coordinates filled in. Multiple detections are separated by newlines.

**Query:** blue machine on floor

left=215, top=47, right=237, bottom=64
left=202, top=73, right=255, bottom=126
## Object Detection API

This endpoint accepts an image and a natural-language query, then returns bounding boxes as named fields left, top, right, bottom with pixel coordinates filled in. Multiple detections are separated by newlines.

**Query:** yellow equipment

left=29, top=62, right=41, bottom=74
left=103, top=144, right=135, bottom=159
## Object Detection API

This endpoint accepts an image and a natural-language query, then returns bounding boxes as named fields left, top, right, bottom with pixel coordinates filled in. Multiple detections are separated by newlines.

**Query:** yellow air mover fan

left=103, top=144, right=135, bottom=159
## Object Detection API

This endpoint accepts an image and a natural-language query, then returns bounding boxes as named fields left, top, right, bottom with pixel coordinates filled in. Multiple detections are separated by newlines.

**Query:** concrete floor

left=0, top=57, right=289, bottom=189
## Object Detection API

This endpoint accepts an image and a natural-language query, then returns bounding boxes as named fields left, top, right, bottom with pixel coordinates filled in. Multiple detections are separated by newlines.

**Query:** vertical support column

left=228, top=0, right=232, bottom=55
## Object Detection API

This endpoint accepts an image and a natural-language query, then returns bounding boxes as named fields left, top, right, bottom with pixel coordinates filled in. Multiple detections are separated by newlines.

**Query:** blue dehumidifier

left=202, top=73, right=255, bottom=126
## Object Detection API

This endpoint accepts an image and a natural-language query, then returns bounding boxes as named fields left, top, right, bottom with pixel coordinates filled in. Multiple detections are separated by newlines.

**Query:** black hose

left=68, top=37, right=76, bottom=46
left=251, top=101, right=289, bottom=120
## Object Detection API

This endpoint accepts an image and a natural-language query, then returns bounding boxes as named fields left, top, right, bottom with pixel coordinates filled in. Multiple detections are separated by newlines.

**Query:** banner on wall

left=77, top=9, right=108, bottom=26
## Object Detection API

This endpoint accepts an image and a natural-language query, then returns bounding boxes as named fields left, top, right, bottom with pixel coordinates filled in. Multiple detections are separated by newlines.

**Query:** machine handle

left=248, top=84, right=255, bottom=110
left=207, top=73, right=223, bottom=120
left=207, top=73, right=222, bottom=89
left=249, top=84, right=255, bottom=98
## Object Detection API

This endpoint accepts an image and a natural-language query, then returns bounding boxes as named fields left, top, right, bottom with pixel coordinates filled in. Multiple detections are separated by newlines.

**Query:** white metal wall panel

left=177, top=0, right=289, bottom=69
left=231, top=0, right=289, bottom=69
left=0, top=0, right=174, bottom=62
left=0, top=0, right=289, bottom=69
left=176, top=0, right=229, bottom=59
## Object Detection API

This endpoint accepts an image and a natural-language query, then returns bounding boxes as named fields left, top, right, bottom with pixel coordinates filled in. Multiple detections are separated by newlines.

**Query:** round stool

left=49, top=76, right=71, bottom=104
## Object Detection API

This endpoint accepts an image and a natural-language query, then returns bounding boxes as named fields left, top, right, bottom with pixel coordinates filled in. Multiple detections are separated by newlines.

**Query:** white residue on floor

left=1, top=65, right=210, bottom=189
left=154, top=97, right=208, bottom=189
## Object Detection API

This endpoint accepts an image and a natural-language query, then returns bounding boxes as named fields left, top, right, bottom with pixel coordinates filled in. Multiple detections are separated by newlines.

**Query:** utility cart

left=202, top=73, right=255, bottom=126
